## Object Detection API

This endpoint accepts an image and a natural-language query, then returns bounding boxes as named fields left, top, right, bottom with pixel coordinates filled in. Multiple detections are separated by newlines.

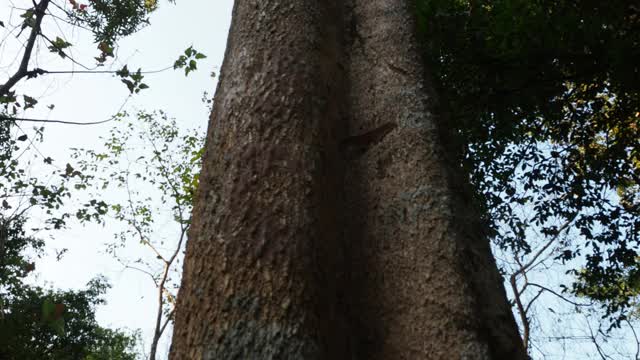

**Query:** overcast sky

left=1, top=1, right=232, bottom=358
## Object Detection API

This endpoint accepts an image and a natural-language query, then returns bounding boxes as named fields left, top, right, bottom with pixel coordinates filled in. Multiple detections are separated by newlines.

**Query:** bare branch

left=510, top=272, right=530, bottom=352
left=625, top=319, right=640, bottom=360
left=527, top=282, right=591, bottom=307
left=0, top=114, right=117, bottom=126
left=512, top=213, right=577, bottom=279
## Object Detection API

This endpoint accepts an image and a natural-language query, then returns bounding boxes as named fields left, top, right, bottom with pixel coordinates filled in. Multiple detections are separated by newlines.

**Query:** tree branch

left=0, top=0, right=50, bottom=97
left=0, top=114, right=117, bottom=126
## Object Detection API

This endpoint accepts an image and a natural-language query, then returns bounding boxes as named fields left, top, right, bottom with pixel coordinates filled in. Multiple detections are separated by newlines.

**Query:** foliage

left=0, top=0, right=206, bottom=118
left=174, top=46, right=207, bottom=76
left=0, top=274, right=139, bottom=360
left=71, top=110, right=204, bottom=359
left=0, top=127, right=140, bottom=358
left=416, top=0, right=640, bottom=327
left=0, top=217, right=44, bottom=293
left=1, top=2, right=209, bottom=358
left=73, top=110, right=203, bottom=239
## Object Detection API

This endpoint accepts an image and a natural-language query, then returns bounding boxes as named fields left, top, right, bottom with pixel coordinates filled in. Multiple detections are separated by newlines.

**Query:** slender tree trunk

left=170, top=1, right=526, bottom=359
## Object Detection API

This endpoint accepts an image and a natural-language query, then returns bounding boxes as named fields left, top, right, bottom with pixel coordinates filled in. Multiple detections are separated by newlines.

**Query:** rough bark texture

left=170, top=1, right=527, bottom=359
left=169, top=2, right=349, bottom=358
left=342, top=1, right=526, bottom=359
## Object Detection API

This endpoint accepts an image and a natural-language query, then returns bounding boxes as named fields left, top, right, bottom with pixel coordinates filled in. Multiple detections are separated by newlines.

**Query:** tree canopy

left=417, top=0, right=640, bottom=326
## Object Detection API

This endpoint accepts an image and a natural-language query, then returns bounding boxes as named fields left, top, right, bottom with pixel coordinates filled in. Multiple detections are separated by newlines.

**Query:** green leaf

left=116, top=65, right=130, bottom=77
left=20, top=10, right=34, bottom=19
left=121, top=79, right=135, bottom=93
left=42, top=298, right=55, bottom=320
left=51, top=317, right=65, bottom=336
left=23, top=95, right=38, bottom=110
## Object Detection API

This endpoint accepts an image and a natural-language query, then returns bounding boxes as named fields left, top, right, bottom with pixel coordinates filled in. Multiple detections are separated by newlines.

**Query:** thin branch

left=587, top=320, right=611, bottom=360
left=0, top=114, right=117, bottom=125
left=157, top=309, right=175, bottom=341
left=524, top=288, right=544, bottom=315
left=149, top=261, right=170, bottom=360
left=527, top=282, right=591, bottom=307
left=0, top=0, right=50, bottom=97
left=38, top=32, right=92, bottom=70
left=45, top=8, right=93, bottom=32
left=625, top=319, right=640, bottom=360
left=38, top=65, right=175, bottom=75
left=123, top=264, right=158, bottom=285
left=510, top=272, right=530, bottom=352
left=0, top=93, right=131, bottom=126
left=17, top=64, right=176, bottom=78
left=149, top=225, right=187, bottom=360
left=512, top=213, right=577, bottom=279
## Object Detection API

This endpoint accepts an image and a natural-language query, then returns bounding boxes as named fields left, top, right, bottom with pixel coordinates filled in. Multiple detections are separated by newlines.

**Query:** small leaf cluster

left=173, top=46, right=207, bottom=76
left=116, top=66, right=149, bottom=94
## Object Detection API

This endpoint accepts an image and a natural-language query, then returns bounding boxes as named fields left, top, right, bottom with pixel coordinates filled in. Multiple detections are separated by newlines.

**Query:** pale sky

left=1, top=1, right=232, bottom=358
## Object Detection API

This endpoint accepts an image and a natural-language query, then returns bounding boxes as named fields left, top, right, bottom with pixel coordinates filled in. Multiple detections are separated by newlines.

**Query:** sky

left=1, top=0, right=232, bottom=358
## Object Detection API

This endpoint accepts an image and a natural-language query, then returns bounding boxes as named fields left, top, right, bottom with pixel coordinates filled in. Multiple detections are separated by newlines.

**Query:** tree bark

left=170, top=1, right=526, bottom=359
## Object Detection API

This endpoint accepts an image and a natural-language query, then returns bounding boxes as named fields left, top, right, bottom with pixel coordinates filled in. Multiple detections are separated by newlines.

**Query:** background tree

left=1, top=1, right=208, bottom=358
left=0, top=106, right=141, bottom=358
left=416, top=0, right=640, bottom=356
left=72, top=110, right=204, bottom=359
left=1, top=274, right=140, bottom=360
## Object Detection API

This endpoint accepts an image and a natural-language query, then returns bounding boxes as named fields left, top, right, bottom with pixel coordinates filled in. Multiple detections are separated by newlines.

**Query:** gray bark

left=170, top=1, right=526, bottom=359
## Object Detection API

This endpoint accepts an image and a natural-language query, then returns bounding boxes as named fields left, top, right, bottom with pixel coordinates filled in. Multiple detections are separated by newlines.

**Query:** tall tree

left=170, top=1, right=525, bottom=359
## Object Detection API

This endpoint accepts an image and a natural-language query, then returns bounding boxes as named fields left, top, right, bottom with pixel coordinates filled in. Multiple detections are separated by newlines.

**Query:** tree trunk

left=170, top=1, right=527, bottom=359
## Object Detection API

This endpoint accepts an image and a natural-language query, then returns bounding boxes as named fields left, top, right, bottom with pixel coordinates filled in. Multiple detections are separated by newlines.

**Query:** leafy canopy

left=416, top=0, right=640, bottom=323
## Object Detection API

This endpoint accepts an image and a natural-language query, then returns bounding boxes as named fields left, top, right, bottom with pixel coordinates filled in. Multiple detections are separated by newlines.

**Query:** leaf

left=121, top=79, right=135, bottom=93
left=51, top=317, right=65, bottom=336
left=20, top=10, right=34, bottom=20
left=17, top=134, right=28, bottom=141
left=144, top=0, right=157, bottom=10
left=42, top=298, right=55, bottom=320
left=116, top=65, right=130, bottom=77
left=48, top=37, right=72, bottom=58
left=23, top=95, right=38, bottom=109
